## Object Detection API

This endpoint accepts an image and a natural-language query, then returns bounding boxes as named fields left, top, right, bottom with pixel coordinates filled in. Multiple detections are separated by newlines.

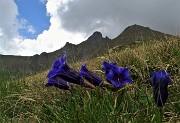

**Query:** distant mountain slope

left=90, top=24, right=174, bottom=57
left=115, top=24, right=172, bottom=42
left=52, top=31, right=111, bottom=62
left=0, top=24, right=175, bottom=73
left=0, top=55, right=30, bottom=72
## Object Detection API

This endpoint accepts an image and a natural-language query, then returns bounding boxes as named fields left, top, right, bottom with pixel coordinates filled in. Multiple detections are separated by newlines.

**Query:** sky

left=0, top=0, right=180, bottom=56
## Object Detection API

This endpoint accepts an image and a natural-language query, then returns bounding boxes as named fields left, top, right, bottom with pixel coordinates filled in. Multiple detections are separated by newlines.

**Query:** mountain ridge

left=0, top=24, right=175, bottom=73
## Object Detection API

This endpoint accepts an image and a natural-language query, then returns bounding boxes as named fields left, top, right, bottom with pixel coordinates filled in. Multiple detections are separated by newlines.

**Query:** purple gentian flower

left=106, top=65, right=133, bottom=88
left=102, top=61, right=116, bottom=74
left=55, top=63, right=84, bottom=85
left=80, top=63, right=103, bottom=86
left=45, top=77, right=72, bottom=90
left=149, top=70, right=172, bottom=107
left=47, top=53, right=66, bottom=78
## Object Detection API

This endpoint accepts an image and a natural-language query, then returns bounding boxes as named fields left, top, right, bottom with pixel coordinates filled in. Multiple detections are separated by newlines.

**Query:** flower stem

left=159, top=107, right=163, bottom=123
left=83, top=79, right=96, bottom=89
left=101, top=81, right=115, bottom=90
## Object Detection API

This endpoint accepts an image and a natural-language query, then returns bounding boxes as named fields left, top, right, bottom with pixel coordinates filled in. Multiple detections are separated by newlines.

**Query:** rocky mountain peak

left=121, top=24, right=151, bottom=35
left=87, top=31, right=103, bottom=41
left=117, top=24, right=171, bottom=42
left=64, top=42, right=74, bottom=46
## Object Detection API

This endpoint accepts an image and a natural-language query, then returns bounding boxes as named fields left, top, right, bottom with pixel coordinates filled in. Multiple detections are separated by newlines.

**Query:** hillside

left=0, top=36, right=179, bottom=122
left=0, top=24, right=175, bottom=73
left=115, top=24, right=172, bottom=42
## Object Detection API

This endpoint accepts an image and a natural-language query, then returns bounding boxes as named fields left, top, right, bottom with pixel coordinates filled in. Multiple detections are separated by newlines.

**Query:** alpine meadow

left=0, top=25, right=180, bottom=123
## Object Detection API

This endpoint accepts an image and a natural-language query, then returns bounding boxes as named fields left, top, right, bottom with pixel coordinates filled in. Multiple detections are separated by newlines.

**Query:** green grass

left=0, top=38, right=180, bottom=122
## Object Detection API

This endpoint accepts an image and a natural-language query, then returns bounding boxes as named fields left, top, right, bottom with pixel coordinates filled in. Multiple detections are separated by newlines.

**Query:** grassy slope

left=0, top=38, right=180, bottom=122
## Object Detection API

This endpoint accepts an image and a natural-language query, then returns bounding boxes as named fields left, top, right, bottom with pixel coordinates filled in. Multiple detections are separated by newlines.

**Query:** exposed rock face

left=64, top=42, right=74, bottom=47
left=87, top=31, right=103, bottom=41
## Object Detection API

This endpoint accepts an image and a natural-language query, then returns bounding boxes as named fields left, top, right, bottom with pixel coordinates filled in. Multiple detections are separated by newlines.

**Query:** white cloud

left=18, top=0, right=86, bottom=56
left=0, top=0, right=86, bottom=56
left=0, top=0, right=19, bottom=55
left=27, top=25, right=36, bottom=34
left=1, top=0, right=180, bottom=56
left=0, top=28, right=3, bottom=37
left=58, top=0, right=180, bottom=38
left=18, top=18, right=36, bottom=34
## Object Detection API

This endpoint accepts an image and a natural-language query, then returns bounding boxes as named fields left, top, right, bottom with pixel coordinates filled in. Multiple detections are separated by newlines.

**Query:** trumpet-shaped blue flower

left=149, top=70, right=172, bottom=107
left=80, top=63, right=103, bottom=86
left=47, top=53, right=66, bottom=78
left=45, top=77, right=71, bottom=90
left=106, top=65, right=133, bottom=88
left=55, top=63, right=84, bottom=85
left=102, top=61, right=116, bottom=74
left=46, top=52, right=83, bottom=90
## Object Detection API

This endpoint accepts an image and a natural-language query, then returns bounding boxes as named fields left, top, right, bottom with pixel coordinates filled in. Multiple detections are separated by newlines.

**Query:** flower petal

left=106, top=65, right=133, bottom=88
left=56, top=64, right=84, bottom=85
left=47, top=69, right=57, bottom=78
left=45, top=77, right=70, bottom=90
left=102, top=61, right=116, bottom=74
left=47, top=53, right=66, bottom=78
left=150, top=70, right=172, bottom=107
left=53, top=52, right=66, bottom=69
left=153, top=85, right=168, bottom=107
left=80, top=63, right=103, bottom=86
left=106, top=69, right=120, bottom=88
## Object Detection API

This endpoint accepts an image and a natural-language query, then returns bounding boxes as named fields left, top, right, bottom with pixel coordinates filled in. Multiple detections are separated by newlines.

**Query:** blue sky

left=15, top=0, right=50, bottom=39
